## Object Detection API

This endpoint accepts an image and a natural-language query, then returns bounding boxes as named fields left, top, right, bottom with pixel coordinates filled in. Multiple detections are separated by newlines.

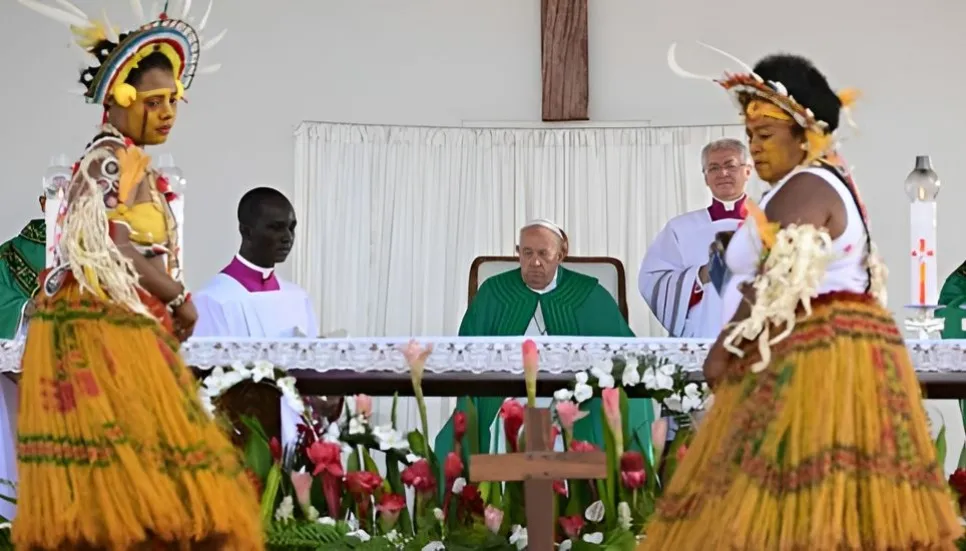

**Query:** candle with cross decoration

left=903, top=155, right=943, bottom=338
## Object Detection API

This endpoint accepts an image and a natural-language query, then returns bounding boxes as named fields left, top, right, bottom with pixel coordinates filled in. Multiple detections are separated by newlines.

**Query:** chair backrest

left=468, top=256, right=628, bottom=322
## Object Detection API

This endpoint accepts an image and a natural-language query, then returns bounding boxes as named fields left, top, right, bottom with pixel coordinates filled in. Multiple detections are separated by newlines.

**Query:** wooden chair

left=468, top=256, right=629, bottom=322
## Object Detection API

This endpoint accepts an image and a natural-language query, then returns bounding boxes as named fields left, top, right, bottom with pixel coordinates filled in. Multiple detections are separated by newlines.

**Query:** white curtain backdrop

left=291, top=121, right=746, bottom=439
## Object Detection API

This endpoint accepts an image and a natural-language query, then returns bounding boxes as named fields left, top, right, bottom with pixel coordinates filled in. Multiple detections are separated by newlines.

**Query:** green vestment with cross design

left=0, top=220, right=46, bottom=339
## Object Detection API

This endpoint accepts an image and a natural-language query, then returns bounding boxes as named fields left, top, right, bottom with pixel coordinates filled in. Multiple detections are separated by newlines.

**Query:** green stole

left=939, top=262, right=966, bottom=425
left=0, top=220, right=46, bottom=338
left=434, top=268, right=653, bottom=492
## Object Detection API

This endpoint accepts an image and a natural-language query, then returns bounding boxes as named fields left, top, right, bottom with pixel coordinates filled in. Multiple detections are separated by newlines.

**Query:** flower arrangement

left=236, top=339, right=714, bottom=549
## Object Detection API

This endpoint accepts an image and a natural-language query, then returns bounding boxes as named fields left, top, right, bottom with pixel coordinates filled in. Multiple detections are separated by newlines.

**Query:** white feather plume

left=198, top=0, right=214, bottom=31
left=196, top=63, right=221, bottom=75
left=667, top=43, right=715, bottom=81
left=53, top=0, right=87, bottom=19
left=181, top=0, right=192, bottom=19
left=200, top=28, right=226, bottom=51
left=17, top=0, right=90, bottom=28
left=696, top=41, right=755, bottom=74
left=67, top=85, right=88, bottom=96
left=101, top=7, right=118, bottom=42
left=130, top=0, right=146, bottom=23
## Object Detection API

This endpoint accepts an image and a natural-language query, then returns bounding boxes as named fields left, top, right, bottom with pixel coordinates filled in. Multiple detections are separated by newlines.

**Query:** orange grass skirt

left=13, top=275, right=264, bottom=550
left=640, top=292, right=963, bottom=550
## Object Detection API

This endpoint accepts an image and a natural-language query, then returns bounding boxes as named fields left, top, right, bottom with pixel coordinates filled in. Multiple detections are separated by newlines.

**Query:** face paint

left=125, top=87, right=178, bottom=145
left=745, top=117, right=805, bottom=184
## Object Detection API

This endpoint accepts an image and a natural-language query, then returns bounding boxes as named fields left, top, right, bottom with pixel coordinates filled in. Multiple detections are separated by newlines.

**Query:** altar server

left=193, top=187, right=318, bottom=449
left=638, top=138, right=752, bottom=337
left=435, top=219, right=654, bottom=475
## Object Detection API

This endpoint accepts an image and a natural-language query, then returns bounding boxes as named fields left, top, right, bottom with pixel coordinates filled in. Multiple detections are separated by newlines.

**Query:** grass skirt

left=13, top=276, right=264, bottom=550
left=641, top=292, right=963, bottom=550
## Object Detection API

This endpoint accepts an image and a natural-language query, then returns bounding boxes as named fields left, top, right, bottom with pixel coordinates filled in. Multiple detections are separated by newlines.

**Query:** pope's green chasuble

left=434, top=267, right=655, bottom=484
left=0, top=220, right=45, bottom=339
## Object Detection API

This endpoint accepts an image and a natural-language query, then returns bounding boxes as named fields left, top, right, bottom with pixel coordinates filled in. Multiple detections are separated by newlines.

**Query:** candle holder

left=42, top=154, right=72, bottom=269
left=903, top=155, right=942, bottom=339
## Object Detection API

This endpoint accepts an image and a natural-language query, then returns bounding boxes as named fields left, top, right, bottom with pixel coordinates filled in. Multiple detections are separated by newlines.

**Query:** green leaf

left=241, top=417, right=273, bottom=480
left=603, top=528, right=638, bottom=551
left=600, top=403, right=619, bottom=530
left=407, top=430, right=427, bottom=458
left=391, top=393, right=400, bottom=429
left=959, top=443, right=966, bottom=470
left=936, top=424, right=948, bottom=468
left=464, top=397, right=480, bottom=458
left=384, top=453, right=413, bottom=536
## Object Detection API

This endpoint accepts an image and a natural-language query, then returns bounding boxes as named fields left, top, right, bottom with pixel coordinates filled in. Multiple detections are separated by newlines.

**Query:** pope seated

left=435, top=219, right=654, bottom=471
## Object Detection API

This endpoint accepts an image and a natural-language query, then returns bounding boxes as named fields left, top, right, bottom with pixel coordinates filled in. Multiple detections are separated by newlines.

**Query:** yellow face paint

left=125, top=87, right=178, bottom=145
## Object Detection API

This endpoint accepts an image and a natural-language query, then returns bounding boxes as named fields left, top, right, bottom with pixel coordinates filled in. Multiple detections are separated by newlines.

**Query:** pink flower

left=444, top=452, right=464, bottom=480
left=620, top=451, right=646, bottom=490
left=453, top=411, right=467, bottom=443
left=559, top=514, right=585, bottom=539
left=377, top=493, right=407, bottom=530
left=290, top=471, right=314, bottom=509
left=484, top=505, right=504, bottom=534
left=306, top=441, right=344, bottom=478
left=346, top=471, right=384, bottom=496
left=553, top=479, right=568, bottom=497
left=570, top=440, right=599, bottom=453
left=555, top=401, right=589, bottom=436
left=355, top=394, right=373, bottom=419
left=401, top=339, right=433, bottom=385
left=499, top=400, right=525, bottom=452
left=601, top=387, right=624, bottom=455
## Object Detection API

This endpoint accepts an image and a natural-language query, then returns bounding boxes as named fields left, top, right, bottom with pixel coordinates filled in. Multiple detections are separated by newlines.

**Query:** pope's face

left=114, top=68, right=179, bottom=146
left=518, top=227, right=564, bottom=290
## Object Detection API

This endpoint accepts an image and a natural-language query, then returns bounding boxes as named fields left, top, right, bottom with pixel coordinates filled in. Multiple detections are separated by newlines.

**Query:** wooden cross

left=469, top=407, right=607, bottom=551
left=541, top=0, right=589, bottom=121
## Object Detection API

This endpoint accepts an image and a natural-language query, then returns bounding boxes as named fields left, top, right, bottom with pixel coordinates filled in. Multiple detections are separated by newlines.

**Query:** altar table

left=2, top=336, right=966, bottom=398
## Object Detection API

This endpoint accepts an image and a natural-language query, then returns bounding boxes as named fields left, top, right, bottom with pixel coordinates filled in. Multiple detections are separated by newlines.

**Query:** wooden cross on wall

left=469, top=407, right=607, bottom=551
left=541, top=0, right=589, bottom=121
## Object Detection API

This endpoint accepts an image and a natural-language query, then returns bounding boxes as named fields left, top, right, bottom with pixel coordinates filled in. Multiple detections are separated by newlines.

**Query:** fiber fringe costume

left=640, top=44, right=962, bottom=550
left=14, top=1, right=262, bottom=549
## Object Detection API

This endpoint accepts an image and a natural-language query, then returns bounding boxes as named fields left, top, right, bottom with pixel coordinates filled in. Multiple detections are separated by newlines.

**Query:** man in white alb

left=193, top=187, right=318, bottom=447
left=638, top=138, right=752, bottom=338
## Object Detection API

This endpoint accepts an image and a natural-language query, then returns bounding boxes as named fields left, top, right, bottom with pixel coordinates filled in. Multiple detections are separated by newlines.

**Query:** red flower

left=676, top=443, right=689, bottom=462
left=346, top=471, right=384, bottom=496
left=459, top=483, right=485, bottom=516
left=570, top=440, right=599, bottom=453
left=453, top=411, right=467, bottom=442
left=552, top=479, right=568, bottom=497
left=306, top=441, right=344, bottom=477
left=950, top=468, right=966, bottom=510
left=376, top=493, right=407, bottom=528
left=444, top=452, right=464, bottom=480
left=401, top=459, right=436, bottom=495
left=559, top=514, right=585, bottom=539
left=269, top=437, right=282, bottom=463
left=620, top=451, right=646, bottom=490
left=499, top=400, right=525, bottom=452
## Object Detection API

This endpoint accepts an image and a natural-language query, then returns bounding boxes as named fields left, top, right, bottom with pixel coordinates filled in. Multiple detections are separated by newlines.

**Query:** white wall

left=2, top=0, right=965, bottom=301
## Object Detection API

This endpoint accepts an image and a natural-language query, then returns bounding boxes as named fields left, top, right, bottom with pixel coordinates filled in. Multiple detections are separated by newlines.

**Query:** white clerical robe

left=639, top=199, right=745, bottom=338
left=193, top=269, right=319, bottom=449
left=0, top=374, right=17, bottom=520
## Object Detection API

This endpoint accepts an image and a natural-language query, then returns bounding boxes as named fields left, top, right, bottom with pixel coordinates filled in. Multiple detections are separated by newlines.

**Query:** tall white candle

left=909, top=200, right=938, bottom=306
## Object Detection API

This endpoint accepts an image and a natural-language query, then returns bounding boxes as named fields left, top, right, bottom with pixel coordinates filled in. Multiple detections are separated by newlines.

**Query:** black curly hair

left=748, top=53, right=842, bottom=134
left=79, top=39, right=175, bottom=93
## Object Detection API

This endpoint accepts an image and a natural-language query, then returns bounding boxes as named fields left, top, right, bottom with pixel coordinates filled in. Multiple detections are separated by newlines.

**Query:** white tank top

left=721, top=165, right=869, bottom=322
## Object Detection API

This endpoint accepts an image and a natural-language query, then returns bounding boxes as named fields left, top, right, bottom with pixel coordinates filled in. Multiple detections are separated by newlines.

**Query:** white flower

left=452, top=477, right=467, bottom=494
left=274, top=495, right=295, bottom=523
left=617, top=501, right=632, bottom=530
left=405, top=453, right=421, bottom=463
left=386, top=530, right=403, bottom=543
left=0, top=522, right=9, bottom=531
left=582, top=532, right=604, bottom=544
left=198, top=391, right=216, bottom=418
left=305, top=505, right=320, bottom=522
left=621, top=357, right=641, bottom=387
left=349, top=416, right=366, bottom=435
left=509, top=525, right=528, bottom=550
left=433, top=508, right=445, bottom=522
left=554, top=388, right=574, bottom=401
left=680, top=382, right=703, bottom=413
left=422, top=542, right=445, bottom=551
left=372, top=425, right=409, bottom=452
left=250, top=360, right=276, bottom=383
left=642, top=365, right=675, bottom=391
left=276, top=376, right=306, bottom=415
left=589, top=360, right=615, bottom=389
left=318, top=516, right=337, bottom=526
left=573, top=372, right=594, bottom=403
left=585, top=500, right=605, bottom=522
left=663, top=393, right=683, bottom=412
left=559, top=540, right=573, bottom=551
left=347, top=529, right=371, bottom=542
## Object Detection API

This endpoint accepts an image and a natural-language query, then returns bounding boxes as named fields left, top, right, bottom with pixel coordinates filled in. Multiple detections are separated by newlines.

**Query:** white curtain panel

left=291, top=122, right=746, bottom=438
